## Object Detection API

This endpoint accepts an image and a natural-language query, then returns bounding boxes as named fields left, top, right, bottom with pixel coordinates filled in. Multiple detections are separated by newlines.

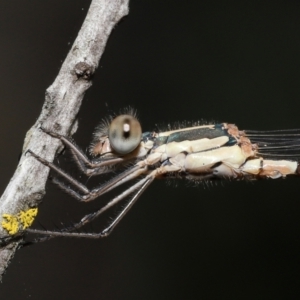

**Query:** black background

left=2, top=1, right=300, bottom=299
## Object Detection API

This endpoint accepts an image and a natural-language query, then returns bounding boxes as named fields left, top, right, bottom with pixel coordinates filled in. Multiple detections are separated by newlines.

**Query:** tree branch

left=0, top=0, right=129, bottom=281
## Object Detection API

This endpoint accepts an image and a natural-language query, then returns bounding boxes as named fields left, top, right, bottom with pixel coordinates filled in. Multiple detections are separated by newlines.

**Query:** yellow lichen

left=18, top=208, right=38, bottom=229
left=2, top=214, right=19, bottom=235
left=2, top=208, right=38, bottom=235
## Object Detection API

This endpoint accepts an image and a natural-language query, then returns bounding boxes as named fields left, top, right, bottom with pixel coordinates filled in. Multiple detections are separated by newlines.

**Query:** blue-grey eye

left=108, top=114, right=142, bottom=155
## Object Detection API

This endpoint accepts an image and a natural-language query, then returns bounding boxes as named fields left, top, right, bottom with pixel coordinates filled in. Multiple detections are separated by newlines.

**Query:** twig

left=0, top=0, right=129, bottom=281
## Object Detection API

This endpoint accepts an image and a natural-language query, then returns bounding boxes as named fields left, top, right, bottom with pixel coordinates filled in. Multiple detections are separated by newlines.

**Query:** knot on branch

left=73, top=62, right=94, bottom=80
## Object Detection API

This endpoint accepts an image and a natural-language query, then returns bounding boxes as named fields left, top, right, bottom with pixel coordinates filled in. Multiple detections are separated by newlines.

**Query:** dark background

left=1, top=1, right=300, bottom=299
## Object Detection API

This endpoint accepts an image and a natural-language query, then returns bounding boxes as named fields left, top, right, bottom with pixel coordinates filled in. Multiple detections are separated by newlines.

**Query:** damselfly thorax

left=11, top=109, right=300, bottom=241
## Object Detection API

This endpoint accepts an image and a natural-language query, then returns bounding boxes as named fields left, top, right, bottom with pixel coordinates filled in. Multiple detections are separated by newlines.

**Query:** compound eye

left=108, top=114, right=142, bottom=155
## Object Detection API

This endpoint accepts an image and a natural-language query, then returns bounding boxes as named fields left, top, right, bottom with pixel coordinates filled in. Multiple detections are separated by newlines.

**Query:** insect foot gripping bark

left=2, top=109, right=300, bottom=243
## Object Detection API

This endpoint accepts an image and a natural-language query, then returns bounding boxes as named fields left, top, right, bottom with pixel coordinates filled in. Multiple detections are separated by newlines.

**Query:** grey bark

left=0, top=0, right=129, bottom=281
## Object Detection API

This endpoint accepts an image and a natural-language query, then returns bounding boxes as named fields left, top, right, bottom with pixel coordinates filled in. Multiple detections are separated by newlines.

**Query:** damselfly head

left=90, top=109, right=142, bottom=157
left=108, top=114, right=142, bottom=155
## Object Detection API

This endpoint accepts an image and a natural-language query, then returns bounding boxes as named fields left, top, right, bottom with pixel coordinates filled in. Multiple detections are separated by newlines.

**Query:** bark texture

left=0, top=0, right=129, bottom=281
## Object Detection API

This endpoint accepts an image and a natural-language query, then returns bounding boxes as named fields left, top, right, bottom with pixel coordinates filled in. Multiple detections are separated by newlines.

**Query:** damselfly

left=18, top=108, right=300, bottom=241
